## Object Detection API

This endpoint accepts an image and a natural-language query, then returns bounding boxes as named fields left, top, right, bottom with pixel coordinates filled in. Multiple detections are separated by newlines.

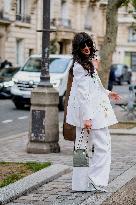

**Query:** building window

left=16, top=0, right=31, bottom=23
left=125, top=52, right=136, bottom=71
left=131, top=52, right=136, bottom=71
left=16, top=39, right=24, bottom=66
left=0, top=36, right=4, bottom=60
left=85, top=5, right=92, bottom=31
left=60, top=0, right=71, bottom=28
left=3, top=0, right=11, bottom=19
left=128, top=28, right=136, bottom=42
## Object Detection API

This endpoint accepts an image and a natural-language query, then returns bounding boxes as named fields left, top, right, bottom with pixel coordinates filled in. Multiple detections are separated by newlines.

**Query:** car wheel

left=14, top=102, right=24, bottom=109
left=127, top=80, right=131, bottom=85
left=59, top=94, right=66, bottom=111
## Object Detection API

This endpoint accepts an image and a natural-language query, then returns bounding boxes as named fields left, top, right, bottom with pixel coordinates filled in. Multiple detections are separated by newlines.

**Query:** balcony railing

left=51, top=18, right=72, bottom=29
left=0, top=10, right=11, bottom=25
left=0, top=10, right=3, bottom=19
left=16, top=14, right=31, bottom=24
left=84, top=25, right=92, bottom=31
left=0, top=10, right=10, bottom=20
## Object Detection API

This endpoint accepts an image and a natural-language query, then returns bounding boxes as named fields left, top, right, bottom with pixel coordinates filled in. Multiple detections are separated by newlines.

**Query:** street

left=0, top=84, right=130, bottom=139
left=0, top=99, right=64, bottom=139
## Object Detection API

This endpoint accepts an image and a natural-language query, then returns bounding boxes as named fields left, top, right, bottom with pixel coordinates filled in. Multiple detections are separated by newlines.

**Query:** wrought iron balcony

left=84, top=25, right=92, bottom=31
left=50, top=18, right=72, bottom=29
left=16, top=14, right=31, bottom=24
left=0, top=10, right=3, bottom=19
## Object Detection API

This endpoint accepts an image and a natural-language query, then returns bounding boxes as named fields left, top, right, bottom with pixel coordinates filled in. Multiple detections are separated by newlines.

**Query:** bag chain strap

left=74, top=129, right=89, bottom=151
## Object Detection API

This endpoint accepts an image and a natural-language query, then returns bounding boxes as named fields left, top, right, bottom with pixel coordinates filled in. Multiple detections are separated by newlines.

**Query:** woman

left=66, top=32, right=121, bottom=192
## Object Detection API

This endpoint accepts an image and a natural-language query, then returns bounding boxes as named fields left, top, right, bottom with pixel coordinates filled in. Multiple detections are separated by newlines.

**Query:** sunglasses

left=79, top=40, right=93, bottom=49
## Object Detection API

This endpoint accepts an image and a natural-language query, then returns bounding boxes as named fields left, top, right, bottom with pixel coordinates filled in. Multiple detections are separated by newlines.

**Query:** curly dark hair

left=71, top=32, right=97, bottom=77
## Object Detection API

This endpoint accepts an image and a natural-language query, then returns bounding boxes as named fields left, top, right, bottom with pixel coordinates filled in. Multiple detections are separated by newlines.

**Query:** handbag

left=63, top=67, right=76, bottom=141
left=73, top=129, right=89, bottom=167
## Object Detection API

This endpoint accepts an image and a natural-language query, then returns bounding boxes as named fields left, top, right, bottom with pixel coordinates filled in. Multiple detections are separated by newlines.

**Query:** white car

left=11, top=54, right=72, bottom=110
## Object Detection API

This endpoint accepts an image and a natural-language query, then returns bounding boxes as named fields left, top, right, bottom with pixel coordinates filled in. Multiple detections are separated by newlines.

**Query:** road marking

left=18, top=116, right=28, bottom=120
left=1, top=116, right=28, bottom=124
left=2, top=120, right=13, bottom=123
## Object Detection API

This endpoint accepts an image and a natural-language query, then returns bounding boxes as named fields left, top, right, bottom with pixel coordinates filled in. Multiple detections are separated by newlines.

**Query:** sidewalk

left=0, top=125, right=136, bottom=204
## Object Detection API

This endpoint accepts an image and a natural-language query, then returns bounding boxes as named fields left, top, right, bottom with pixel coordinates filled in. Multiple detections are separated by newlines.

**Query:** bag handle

left=74, top=128, right=90, bottom=151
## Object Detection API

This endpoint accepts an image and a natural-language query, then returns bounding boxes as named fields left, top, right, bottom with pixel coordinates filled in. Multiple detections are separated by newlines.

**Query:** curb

left=0, top=123, right=136, bottom=143
left=59, top=122, right=136, bottom=136
left=110, top=129, right=136, bottom=135
left=59, top=127, right=136, bottom=136
left=0, top=164, right=72, bottom=205
left=81, top=163, right=136, bottom=205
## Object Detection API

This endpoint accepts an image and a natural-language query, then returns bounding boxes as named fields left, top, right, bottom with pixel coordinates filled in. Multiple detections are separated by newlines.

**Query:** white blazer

left=66, top=62, right=118, bottom=129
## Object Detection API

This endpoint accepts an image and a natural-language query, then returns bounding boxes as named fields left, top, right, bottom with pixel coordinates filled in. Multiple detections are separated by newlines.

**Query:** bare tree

left=99, top=0, right=136, bottom=87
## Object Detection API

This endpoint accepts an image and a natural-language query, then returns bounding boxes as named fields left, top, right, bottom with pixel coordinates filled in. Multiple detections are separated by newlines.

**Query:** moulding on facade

left=11, top=0, right=16, bottom=11
left=31, top=0, right=38, bottom=14
left=15, top=21, right=31, bottom=28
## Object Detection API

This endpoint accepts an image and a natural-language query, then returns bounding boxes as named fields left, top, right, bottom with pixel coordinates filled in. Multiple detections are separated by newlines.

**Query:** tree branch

left=107, top=0, right=128, bottom=9
left=115, top=0, right=129, bottom=8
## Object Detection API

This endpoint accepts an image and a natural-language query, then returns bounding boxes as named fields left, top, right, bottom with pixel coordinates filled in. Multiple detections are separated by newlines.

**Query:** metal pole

left=39, top=0, right=51, bottom=87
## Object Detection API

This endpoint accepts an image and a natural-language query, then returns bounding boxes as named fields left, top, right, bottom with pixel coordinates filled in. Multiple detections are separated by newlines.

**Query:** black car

left=110, top=64, right=132, bottom=85
left=0, top=67, right=20, bottom=98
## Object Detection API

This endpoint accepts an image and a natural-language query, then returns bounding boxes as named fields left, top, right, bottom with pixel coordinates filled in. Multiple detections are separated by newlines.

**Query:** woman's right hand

left=84, top=119, right=92, bottom=134
left=84, top=119, right=92, bottom=129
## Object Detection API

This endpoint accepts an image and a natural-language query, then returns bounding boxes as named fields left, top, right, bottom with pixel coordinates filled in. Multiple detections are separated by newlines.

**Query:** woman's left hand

left=109, top=91, right=121, bottom=102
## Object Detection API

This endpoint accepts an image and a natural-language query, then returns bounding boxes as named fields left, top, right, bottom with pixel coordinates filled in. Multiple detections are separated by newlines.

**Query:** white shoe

left=88, top=178, right=108, bottom=193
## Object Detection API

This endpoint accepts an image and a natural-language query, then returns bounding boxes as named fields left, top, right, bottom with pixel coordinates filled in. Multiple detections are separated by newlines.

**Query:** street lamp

left=27, top=0, right=60, bottom=153
left=39, top=0, right=50, bottom=87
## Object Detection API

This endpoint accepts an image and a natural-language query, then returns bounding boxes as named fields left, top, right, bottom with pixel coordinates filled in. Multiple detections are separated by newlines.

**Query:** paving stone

left=1, top=129, right=136, bottom=205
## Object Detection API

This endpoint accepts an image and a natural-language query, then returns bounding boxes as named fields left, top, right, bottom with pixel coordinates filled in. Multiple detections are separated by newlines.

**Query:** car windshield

left=116, top=64, right=123, bottom=70
left=21, top=57, right=70, bottom=73
left=115, top=64, right=123, bottom=76
left=49, top=58, right=70, bottom=73
left=21, top=58, right=41, bottom=72
left=0, top=67, right=19, bottom=78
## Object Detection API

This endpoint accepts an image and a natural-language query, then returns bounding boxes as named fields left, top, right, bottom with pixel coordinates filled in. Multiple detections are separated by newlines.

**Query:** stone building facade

left=50, top=0, right=95, bottom=54
left=0, top=0, right=136, bottom=70
left=0, top=0, right=106, bottom=66
left=85, top=1, right=136, bottom=70
left=114, top=6, right=136, bottom=71
left=0, top=0, right=78, bottom=66
left=0, top=0, right=42, bottom=66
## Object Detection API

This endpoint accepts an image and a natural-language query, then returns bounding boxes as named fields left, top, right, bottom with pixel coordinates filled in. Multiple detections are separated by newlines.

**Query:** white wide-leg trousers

left=72, top=127, right=111, bottom=191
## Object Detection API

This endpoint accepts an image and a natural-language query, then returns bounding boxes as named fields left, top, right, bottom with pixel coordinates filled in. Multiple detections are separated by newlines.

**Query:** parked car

left=109, top=64, right=132, bottom=85
left=11, top=54, right=72, bottom=110
left=0, top=67, right=20, bottom=98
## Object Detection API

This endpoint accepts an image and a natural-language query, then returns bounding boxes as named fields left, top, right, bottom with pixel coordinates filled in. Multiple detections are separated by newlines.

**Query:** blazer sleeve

left=94, top=69, right=111, bottom=96
left=73, top=63, right=94, bottom=121
left=105, top=89, right=111, bottom=96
